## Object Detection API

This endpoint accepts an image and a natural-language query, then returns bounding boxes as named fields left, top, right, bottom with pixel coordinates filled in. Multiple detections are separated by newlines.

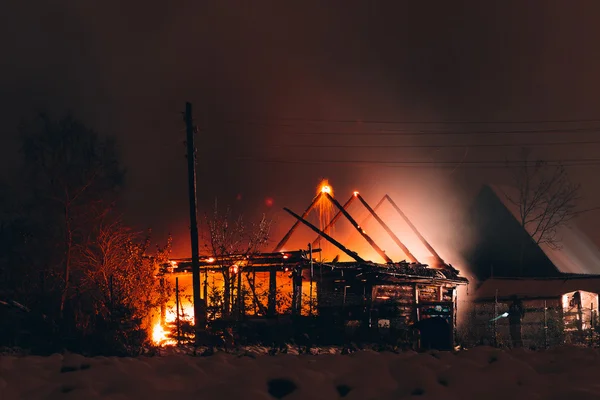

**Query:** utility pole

left=184, top=102, right=205, bottom=345
left=309, top=243, right=314, bottom=316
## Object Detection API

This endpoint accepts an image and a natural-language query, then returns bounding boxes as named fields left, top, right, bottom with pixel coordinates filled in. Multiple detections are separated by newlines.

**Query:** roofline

left=480, top=274, right=600, bottom=281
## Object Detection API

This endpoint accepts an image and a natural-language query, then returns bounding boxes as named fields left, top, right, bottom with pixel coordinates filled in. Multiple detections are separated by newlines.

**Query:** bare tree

left=204, top=201, right=271, bottom=319
left=504, top=153, right=581, bottom=252
left=19, top=114, right=124, bottom=317
left=79, top=217, right=171, bottom=342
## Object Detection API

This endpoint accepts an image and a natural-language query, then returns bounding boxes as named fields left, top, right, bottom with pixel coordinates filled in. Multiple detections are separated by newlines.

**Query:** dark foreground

left=1, top=346, right=597, bottom=400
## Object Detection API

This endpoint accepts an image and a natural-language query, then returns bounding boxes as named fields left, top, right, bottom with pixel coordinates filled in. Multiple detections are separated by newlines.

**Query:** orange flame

left=318, top=179, right=333, bottom=197
left=315, top=180, right=335, bottom=256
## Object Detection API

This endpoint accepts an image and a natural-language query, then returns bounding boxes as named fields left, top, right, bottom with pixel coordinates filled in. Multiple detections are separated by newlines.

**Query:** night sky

left=2, top=1, right=600, bottom=261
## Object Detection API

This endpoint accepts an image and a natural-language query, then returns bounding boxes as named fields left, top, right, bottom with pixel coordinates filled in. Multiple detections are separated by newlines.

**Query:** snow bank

left=1, top=346, right=595, bottom=399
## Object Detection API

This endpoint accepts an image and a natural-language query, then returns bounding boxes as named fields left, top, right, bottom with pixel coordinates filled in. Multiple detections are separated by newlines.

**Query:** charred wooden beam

left=283, top=207, right=366, bottom=263
left=344, top=196, right=386, bottom=243
left=323, top=193, right=393, bottom=264
left=273, top=192, right=323, bottom=252
left=384, top=195, right=445, bottom=266
left=355, top=193, right=419, bottom=264
left=358, top=196, right=386, bottom=225
left=311, top=194, right=357, bottom=247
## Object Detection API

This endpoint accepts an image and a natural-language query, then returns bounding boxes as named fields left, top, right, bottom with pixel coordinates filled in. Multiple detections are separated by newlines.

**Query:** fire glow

left=317, top=180, right=333, bottom=230
left=151, top=180, right=460, bottom=345
left=150, top=272, right=318, bottom=346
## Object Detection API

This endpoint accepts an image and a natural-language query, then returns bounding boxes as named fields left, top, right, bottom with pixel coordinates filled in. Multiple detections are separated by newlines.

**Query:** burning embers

left=317, top=180, right=335, bottom=237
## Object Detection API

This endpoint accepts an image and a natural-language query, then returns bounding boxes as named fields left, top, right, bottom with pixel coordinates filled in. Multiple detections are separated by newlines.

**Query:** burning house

left=153, top=182, right=468, bottom=350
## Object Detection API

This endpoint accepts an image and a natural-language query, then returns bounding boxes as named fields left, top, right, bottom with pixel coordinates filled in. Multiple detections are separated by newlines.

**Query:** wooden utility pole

left=184, top=102, right=205, bottom=344
left=175, top=277, right=181, bottom=345
left=309, top=243, right=314, bottom=316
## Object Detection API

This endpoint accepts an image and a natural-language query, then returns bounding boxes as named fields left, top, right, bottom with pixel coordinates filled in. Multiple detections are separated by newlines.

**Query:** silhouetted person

left=570, top=291, right=583, bottom=332
left=292, top=265, right=303, bottom=315
left=509, top=297, right=525, bottom=348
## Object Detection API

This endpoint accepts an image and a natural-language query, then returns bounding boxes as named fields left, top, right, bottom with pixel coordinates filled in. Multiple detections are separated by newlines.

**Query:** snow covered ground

left=1, top=345, right=599, bottom=399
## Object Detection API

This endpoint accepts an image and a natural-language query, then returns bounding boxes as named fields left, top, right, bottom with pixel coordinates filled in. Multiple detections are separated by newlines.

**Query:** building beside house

left=462, top=184, right=600, bottom=347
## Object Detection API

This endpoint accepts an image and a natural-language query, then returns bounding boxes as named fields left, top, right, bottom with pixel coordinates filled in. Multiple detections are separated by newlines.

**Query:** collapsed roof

left=278, top=189, right=467, bottom=284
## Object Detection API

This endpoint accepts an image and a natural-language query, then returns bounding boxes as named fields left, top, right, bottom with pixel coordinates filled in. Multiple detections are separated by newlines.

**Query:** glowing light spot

left=318, top=179, right=334, bottom=196
left=230, top=264, right=239, bottom=275
left=152, top=323, right=168, bottom=344
left=353, top=191, right=359, bottom=196
left=206, top=257, right=215, bottom=263
left=315, top=179, right=335, bottom=254
left=170, top=261, right=177, bottom=267
left=265, top=197, right=274, bottom=207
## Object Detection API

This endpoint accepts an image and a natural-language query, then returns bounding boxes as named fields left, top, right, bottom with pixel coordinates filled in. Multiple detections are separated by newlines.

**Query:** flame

left=150, top=272, right=319, bottom=345
left=152, top=322, right=169, bottom=344
left=315, top=180, right=335, bottom=254
left=318, top=179, right=333, bottom=196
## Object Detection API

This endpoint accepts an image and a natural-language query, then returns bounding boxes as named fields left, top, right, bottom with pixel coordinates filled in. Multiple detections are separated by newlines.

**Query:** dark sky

left=2, top=1, right=600, bottom=260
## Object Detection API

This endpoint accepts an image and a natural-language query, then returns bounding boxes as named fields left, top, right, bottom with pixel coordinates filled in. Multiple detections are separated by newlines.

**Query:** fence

left=456, top=299, right=600, bottom=349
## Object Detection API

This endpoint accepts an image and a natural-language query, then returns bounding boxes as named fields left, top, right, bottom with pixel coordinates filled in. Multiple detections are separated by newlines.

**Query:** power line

left=286, top=127, right=600, bottom=137
left=230, top=157, right=600, bottom=169
left=269, top=139, right=600, bottom=149
left=576, top=206, right=600, bottom=215
left=213, top=116, right=600, bottom=125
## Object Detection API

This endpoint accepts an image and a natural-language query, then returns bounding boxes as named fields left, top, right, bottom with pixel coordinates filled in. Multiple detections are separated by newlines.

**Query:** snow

left=1, top=346, right=597, bottom=399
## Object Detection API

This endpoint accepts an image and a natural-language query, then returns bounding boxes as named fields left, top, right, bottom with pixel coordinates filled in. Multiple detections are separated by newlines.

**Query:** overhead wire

left=210, top=116, right=600, bottom=125
left=196, top=116, right=600, bottom=169
left=266, top=139, right=600, bottom=149
left=226, top=157, right=600, bottom=169
left=285, top=127, right=600, bottom=136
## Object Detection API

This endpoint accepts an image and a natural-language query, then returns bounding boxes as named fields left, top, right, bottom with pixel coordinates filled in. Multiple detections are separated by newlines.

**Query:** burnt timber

left=355, top=193, right=418, bottom=264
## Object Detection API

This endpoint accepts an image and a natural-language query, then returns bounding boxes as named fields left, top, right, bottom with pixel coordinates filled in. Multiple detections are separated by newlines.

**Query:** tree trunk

left=244, top=272, right=268, bottom=316
left=237, top=270, right=243, bottom=320
left=60, top=203, right=73, bottom=318
left=518, top=217, right=527, bottom=276
left=223, top=270, right=230, bottom=317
